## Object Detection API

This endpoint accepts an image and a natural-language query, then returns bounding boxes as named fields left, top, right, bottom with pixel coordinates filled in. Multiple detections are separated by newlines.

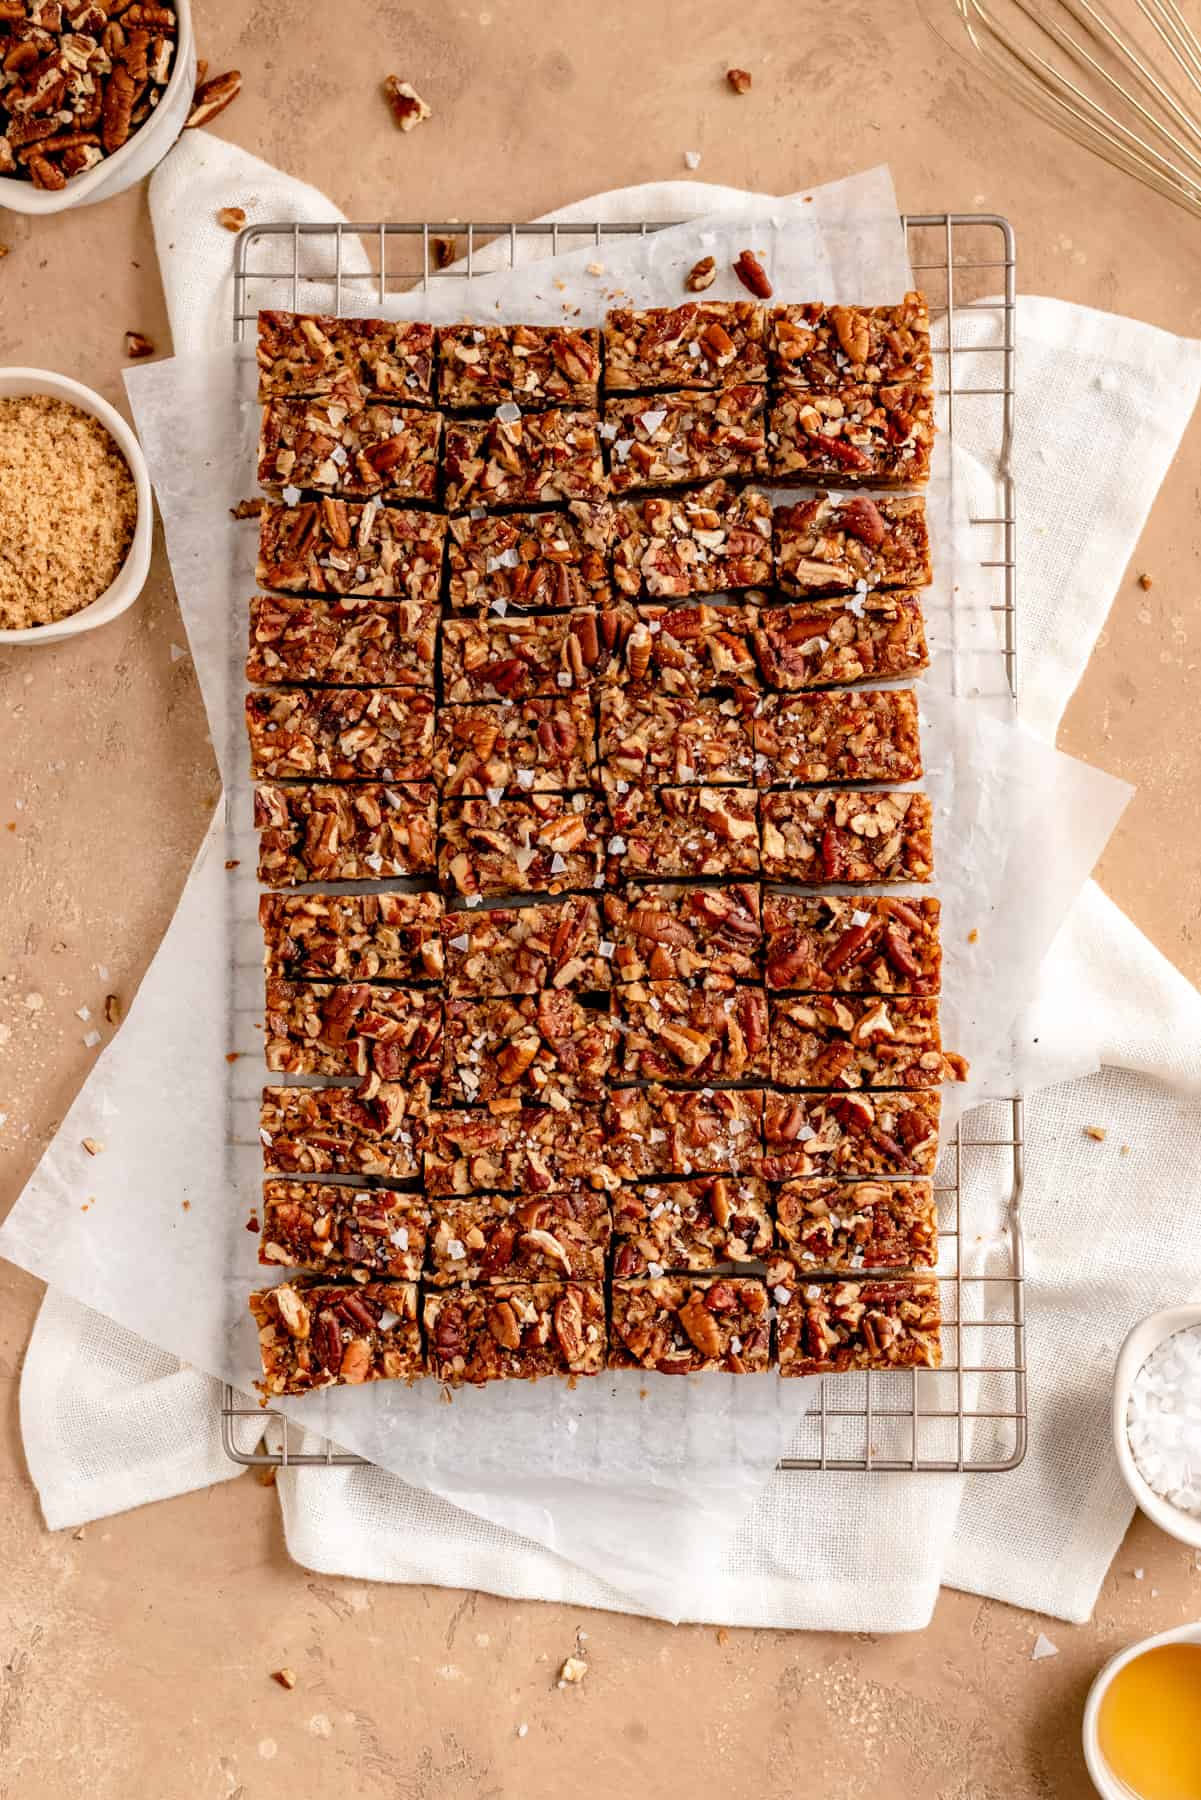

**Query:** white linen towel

left=15, top=134, right=1201, bottom=1627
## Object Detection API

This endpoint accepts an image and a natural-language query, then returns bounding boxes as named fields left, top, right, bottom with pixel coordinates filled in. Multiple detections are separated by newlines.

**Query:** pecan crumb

left=716, top=1626, right=730, bottom=1645
left=181, top=1199, right=191, bottom=1211
left=1120, top=1143, right=1131, bottom=1156
left=230, top=498, right=263, bottom=520
left=0, top=246, right=8, bottom=260
left=1138, top=572, right=1153, bottom=590
left=1083, top=1124, right=1107, bottom=1142
left=685, top=254, right=717, bottom=293
left=586, top=260, right=605, bottom=276
left=558, top=1655, right=588, bottom=1686
left=186, top=69, right=242, bottom=130
left=81, top=1137, right=103, bottom=1156
left=217, top=206, right=246, bottom=232
left=732, top=249, right=772, bottom=298
left=256, top=1464, right=277, bottom=1487
left=432, top=234, right=457, bottom=269
left=271, top=1668, right=297, bottom=1690
left=246, top=1211, right=260, bottom=1233
left=225, top=1051, right=241, bottom=1064
left=383, top=75, right=432, bottom=131
left=104, top=993, right=122, bottom=1025
left=967, top=928, right=979, bottom=944
left=224, top=858, right=241, bottom=870
left=125, top=331, right=155, bottom=359
left=726, top=67, right=752, bottom=93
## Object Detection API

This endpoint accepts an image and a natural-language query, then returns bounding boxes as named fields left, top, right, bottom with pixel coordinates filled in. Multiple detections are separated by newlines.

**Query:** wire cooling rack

left=222, top=213, right=1025, bottom=1475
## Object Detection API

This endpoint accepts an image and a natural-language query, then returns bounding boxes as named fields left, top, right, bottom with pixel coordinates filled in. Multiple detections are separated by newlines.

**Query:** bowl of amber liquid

left=1082, top=1622, right=1201, bottom=1799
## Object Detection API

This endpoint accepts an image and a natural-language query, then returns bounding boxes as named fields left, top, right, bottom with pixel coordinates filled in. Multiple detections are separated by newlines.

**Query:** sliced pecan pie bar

left=424, top=1281, right=606, bottom=1382
left=773, top=493, right=931, bottom=597
left=611, top=1176, right=772, bottom=1275
left=259, top=892, right=444, bottom=984
left=609, top=1277, right=771, bottom=1373
left=259, top=1182, right=431, bottom=1281
left=773, top=1177, right=939, bottom=1273
left=771, top=1272, right=942, bottom=1376
left=762, top=894, right=941, bottom=995
left=251, top=1279, right=422, bottom=1395
left=426, top=1190, right=611, bottom=1285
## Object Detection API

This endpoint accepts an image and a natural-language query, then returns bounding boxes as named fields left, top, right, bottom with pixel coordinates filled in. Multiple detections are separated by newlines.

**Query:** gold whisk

left=954, top=0, right=1201, bottom=218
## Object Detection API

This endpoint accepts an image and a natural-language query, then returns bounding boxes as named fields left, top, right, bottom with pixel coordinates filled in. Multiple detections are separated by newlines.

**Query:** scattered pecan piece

left=271, top=1669, right=297, bottom=1690
left=685, top=255, right=717, bottom=293
left=1084, top=1124, right=1107, bottom=1142
left=726, top=67, right=752, bottom=93
left=732, top=248, right=772, bottom=298
left=433, top=234, right=457, bottom=269
left=229, top=497, right=263, bottom=520
left=217, top=205, right=246, bottom=232
left=186, top=69, right=242, bottom=129
left=383, top=75, right=432, bottom=131
left=125, top=331, right=155, bottom=359
left=1138, top=572, right=1153, bottom=590
left=104, top=994, right=122, bottom=1025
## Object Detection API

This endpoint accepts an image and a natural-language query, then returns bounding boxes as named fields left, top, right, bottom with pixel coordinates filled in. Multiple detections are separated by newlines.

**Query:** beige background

left=3, top=1, right=1200, bottom=1793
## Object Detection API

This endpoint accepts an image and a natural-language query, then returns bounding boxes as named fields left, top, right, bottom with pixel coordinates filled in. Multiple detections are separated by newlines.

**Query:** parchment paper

left=0, top=169, right=1130, bottom=1614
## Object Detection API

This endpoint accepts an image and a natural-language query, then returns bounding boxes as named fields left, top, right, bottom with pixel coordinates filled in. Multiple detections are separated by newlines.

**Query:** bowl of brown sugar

left=0, top=368, right=152, bottom=646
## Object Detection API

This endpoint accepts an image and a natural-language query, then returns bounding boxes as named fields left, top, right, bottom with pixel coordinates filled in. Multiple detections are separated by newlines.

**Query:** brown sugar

left=0, top=395, right=138, bottom=631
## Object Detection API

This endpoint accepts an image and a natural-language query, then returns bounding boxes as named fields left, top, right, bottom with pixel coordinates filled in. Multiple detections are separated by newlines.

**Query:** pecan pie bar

left=760, top=1091, right=941, bottom=1180
left=768, top=995, right=960, bottom=1090
left=611, top=1175, right=772, bottom=1276
left=434, top=697, right=596, bottom=794
left=611, top=483, right=772, bottom=598
left=771, top=1272, right=942, bottom=1376
left=754, top=689, right=922, bottom=785
left=609, top=1277, right=771, bottom=1374
left=774, top=1177, right=938, bottom=1273
left=246, top=595, right=439, bottom=688
left=762, top=895, right=941, bottom=995
left=603, top=301, right=769, bottom=391
left=759, top=790, right=933, bottom=884
left=257, top=311, right=435, bottom=404
left=251, top=1279, right=422, bottom=1395
left=773, top=493, right=931, bottom=597
left=602, top=882, right=762, bottom=985
left=613, top=981, right=769, bottom=1084
left=257, top=398, right=441, bottom=501
left=259, top=892, right=445, bottom=984
left=768, top=292, right=932, bottom=391
left=443, top=410, right=608, bottom=510
left=264, top=980, right=443, bottom=1081
left=436, top=324, right=600, bottom=409
left=422, top=1105, right=618, bottom=1195
left=255, top=782, right=436, bottom=886
left=259, top=1182, right=431, bottom=1281
left=439, top=793, right=604, bottom=899
left=256, top=499, right=447, bottom=601
left=447, top=503, right=615, bottom=612
left=424, top=1281, right=606, bottom=1383
left=442, top=896, right=608, bottom=995
left=598, top=686, right=755, bottom=788
left=605, top=386, right=768, bottom=493
left=440, top=605, right=632, bottom=701
left=604, top=1086, right=764, bottom=1179
left=443, top=993, right=618, bottom=1105
left=246, top=688, right=436, bottom=782
left=260, top=1083, right=429, bottom=1180
left=751, top=591, right=928, bottom=690
left=623, top=602, right=761, bottom=693
left=607, top=784, right=759, bottom=878
left=427, top=1190, right=611, bottom=1284
left=769, top=385, right=935, bottom=487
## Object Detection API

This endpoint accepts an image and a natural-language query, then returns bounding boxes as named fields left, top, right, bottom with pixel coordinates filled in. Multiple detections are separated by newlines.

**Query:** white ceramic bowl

left=1112, top=1302, right=1201, bottom=1551
left=0, top=0, right=194, bottom=215
left=1082, top=1619, right=1201, bottom=1799
left=0, top=368, right=153, bottom=646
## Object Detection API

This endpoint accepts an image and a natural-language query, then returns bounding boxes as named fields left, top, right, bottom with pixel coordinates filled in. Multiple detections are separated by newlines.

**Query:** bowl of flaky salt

left=1113, top=1303, right=1201, bottom=1551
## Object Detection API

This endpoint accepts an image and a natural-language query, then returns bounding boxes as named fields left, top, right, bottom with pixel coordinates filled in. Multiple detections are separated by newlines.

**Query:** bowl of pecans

left=0, top=366, right=152, bottom=644
left=0, top=0, right=195, bottom=214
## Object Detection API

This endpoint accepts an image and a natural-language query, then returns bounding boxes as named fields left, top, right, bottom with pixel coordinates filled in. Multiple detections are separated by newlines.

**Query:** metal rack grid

left=222, top=213, right=1025, bottom=1475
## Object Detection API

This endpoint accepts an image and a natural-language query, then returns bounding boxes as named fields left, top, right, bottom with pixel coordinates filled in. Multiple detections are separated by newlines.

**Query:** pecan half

left=685, top=255, right=717, bottom=293
left=383, top=74, right=432, bottom=131
left=186, top=69, right=242, bottom=129
left=726, top=67, right=752, bottom=93
left=732, top=249, right=772, bottom=298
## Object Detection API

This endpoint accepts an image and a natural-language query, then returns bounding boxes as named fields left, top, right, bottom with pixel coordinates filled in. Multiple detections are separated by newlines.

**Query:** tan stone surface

left=2, top=1, right=1201, bottom=1792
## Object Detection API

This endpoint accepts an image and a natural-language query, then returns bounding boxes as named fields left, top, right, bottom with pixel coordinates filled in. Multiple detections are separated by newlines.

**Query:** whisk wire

left=953, top=0, right=1201, bottom=218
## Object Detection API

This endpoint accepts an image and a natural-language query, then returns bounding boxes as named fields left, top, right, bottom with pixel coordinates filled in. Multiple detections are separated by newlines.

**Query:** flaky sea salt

left=1126, top=1323, right=1201, bottom=1516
